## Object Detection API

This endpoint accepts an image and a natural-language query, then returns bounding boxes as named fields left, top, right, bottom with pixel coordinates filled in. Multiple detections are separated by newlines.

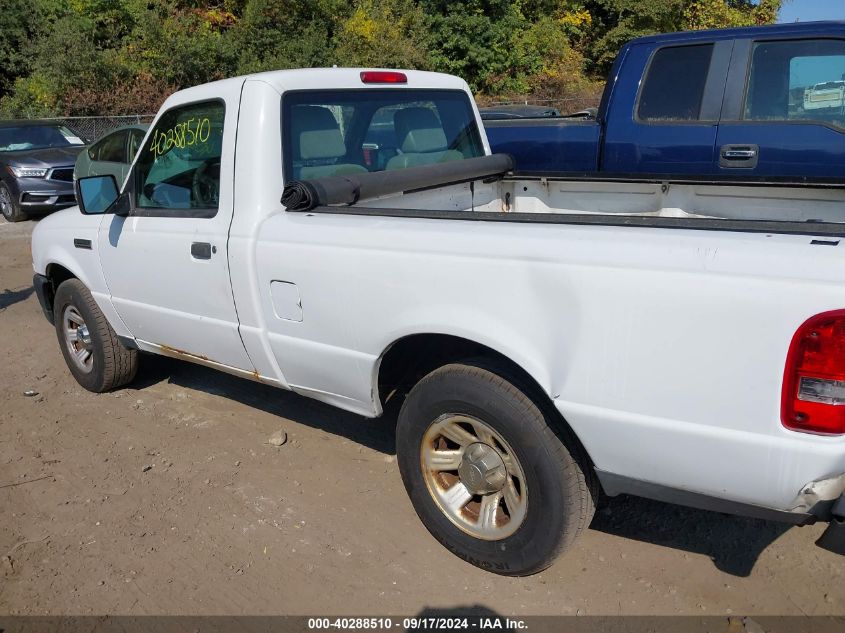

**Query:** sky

left=778, top=0, right=845, bottom=23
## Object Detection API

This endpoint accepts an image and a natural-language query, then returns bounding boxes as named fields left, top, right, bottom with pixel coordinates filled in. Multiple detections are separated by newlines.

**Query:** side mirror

left=75, top=175, right=119, bottom=215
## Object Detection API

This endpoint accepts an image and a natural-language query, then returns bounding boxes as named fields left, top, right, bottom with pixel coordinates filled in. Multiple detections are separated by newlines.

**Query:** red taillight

left=360, top=71, right=407, bottom=84
left=782, top=310, right=845, bottom=435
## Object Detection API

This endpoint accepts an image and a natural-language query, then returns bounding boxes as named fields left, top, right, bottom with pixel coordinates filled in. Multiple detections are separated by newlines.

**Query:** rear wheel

left=54, top=279, right=138, bottom=392
left=0, top=182, right=27, bottom=222
left=396, top=360, right=596, bottom=576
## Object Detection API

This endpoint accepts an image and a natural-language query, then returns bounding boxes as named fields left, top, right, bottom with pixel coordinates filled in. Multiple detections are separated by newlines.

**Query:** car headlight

left=8, top=166, right=48, bottom=178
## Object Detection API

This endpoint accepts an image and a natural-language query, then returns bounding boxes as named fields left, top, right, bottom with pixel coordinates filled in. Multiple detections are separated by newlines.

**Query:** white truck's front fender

left=31, top=208, right=132, bottom=339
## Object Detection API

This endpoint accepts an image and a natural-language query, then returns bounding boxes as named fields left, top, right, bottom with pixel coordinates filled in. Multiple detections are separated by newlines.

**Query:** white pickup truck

left=31, top=68, right=845, bottom=575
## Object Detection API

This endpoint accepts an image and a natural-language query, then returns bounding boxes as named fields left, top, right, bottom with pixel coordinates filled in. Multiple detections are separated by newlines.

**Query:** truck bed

left=271, top=174, right=845, bottom=514
left=319, top=175, right=845, bottom=238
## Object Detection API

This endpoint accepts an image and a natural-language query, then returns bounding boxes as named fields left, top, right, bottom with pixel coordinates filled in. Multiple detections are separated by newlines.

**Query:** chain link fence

left=476, top=96, right=602, bottom=115
left=14, top=97, right=602, bottom=146
left=13, top=96, right=604, bottom=144
left=32, top=115, right=156, bottom=142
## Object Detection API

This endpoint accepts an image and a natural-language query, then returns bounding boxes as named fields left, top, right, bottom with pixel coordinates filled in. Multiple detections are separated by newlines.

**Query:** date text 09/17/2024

left=307, top=618, right=528, bottom=630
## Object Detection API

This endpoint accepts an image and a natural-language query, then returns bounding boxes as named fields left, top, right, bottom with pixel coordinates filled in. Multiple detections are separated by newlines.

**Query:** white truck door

left=97, top=87, right=254, bottom=371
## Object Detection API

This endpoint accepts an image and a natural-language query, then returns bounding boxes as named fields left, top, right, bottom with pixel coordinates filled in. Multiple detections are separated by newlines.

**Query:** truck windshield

left=0, top=125, right=85, bottom=152
left=282, top=89, right=484, bottom=181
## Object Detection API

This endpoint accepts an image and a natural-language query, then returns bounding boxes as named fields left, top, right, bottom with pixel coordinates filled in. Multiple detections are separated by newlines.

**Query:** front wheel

left=53, top=279, right=138, bottom=392
left=396, top=361, right=596, bottom=576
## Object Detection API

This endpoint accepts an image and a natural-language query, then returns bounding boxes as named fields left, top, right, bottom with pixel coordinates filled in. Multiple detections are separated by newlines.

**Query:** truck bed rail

left=299, top=205, right=845, bottom=239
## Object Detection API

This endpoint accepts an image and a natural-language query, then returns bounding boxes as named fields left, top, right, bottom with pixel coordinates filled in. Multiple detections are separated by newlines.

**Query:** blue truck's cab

left=485, top=21, right=845, bottom=180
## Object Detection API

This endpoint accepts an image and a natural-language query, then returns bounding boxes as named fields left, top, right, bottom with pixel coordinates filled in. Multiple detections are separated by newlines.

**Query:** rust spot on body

left=158, top=344, right=210, bottom=362
left=156, top=343, right=264, bottom=383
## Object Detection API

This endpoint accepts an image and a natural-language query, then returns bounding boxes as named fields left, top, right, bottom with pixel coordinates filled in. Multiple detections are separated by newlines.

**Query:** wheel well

left=377, top=334, right=594, bottom=467
left=378, top=334, right=540, bottom=405
left=45, top=264, right=77, bottom=306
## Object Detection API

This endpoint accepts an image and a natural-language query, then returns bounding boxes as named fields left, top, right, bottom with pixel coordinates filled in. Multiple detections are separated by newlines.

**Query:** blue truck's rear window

left=281, top=89, right=484, bottom=182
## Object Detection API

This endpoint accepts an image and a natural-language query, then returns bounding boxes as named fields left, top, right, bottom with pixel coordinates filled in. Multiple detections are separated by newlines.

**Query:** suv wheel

left=0, top=182, right=27, bottom=222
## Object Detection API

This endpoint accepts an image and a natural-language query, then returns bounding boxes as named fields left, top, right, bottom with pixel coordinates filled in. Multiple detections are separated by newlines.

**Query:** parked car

left=0, top=121, right=87, bottom=222
left=31, top=68, right=845, bottom=576
left=804, top=80, right=845, bottom=112
left=485, top=21, right=845, bottom=178
left=74, top=124, right=148, bottom=184
left=478, top=104, right=560, bottom=120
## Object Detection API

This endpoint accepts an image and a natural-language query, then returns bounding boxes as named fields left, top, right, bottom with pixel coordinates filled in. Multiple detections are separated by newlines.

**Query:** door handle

left=190, top=242, right=214, bottom=260
left=722, top=149, right=757, bottom=159
left=719, top=144, right=759, bottom=169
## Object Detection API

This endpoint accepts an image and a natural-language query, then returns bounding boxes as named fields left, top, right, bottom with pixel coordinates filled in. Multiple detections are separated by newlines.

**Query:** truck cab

left=486, top=21, right=845, bottom=180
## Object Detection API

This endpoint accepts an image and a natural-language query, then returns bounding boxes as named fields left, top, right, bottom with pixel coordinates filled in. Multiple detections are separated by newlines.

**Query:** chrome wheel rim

left=420, top=414, right=528, bottom=540
left=0, top=186, right=11, bottom=218
left=62, top=305, right=94, bottom=373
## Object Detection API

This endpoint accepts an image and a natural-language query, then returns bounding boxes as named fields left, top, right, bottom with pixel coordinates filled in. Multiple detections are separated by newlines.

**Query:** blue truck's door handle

left=723, top=149, right=756, bottom=159
left=719, top=144, right=759, bottom=169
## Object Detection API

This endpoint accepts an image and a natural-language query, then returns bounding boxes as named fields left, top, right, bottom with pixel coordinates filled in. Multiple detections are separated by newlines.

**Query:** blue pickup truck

left=485, top=21, right=845, bottom=179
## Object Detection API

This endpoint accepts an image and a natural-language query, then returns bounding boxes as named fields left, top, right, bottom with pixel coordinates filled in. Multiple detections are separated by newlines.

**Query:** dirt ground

left=1, top=217, right=843, bottom=617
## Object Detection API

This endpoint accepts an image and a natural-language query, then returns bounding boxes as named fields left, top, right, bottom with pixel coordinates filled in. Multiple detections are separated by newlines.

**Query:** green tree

left=515, top=15, right=602, bottom=104
left=684, top=0, right=781, bottom=30
left=421, top=0, right=529, bottom=93
left=585, top=0, right=781, bottom=74
left=231, top=0, right=344, bottom=73
left=2, top=11, right=113, bottom=116
left=333, top=0, right=431, bottom=70
left=0, top=0, right=40, bottom=100
left=584, top=0, right=687, bottom=73
left=131, top=6, right=238, bottom=88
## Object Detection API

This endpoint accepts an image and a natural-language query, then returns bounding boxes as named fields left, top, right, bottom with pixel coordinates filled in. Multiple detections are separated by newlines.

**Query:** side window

left=128, top=128, right=146, bottom=163
left=744, top=39, right=845, bottom=128
left=92, top=130, right=128, bottom=163
left=638, top=44, right=714, bottom=121
left=134, top=101, right=225, bottom=212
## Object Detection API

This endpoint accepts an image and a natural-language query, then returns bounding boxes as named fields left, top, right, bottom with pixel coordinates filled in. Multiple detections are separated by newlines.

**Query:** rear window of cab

left=281, top=89, right=485, bottom=182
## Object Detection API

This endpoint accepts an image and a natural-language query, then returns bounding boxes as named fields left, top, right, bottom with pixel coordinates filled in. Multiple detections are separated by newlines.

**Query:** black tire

left=0, top=181, right=27, bottom=222
left=53, top=279, right=138, bottom=392
left=396, top=360, right=596, bottom=576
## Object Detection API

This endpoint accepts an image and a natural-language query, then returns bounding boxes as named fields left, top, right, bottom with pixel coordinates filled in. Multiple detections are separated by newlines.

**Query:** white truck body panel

left=250, top=211, right=845, bottom=510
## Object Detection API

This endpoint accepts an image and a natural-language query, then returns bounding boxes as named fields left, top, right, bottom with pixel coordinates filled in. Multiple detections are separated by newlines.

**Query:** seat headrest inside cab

left=291, top=105, right=347, bottom=160
left=394, top=107, right=448, bottom=153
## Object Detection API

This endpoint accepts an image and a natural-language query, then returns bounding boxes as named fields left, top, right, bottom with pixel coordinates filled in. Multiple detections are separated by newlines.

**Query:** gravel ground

left=1, top=217, right=843, bottom=617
